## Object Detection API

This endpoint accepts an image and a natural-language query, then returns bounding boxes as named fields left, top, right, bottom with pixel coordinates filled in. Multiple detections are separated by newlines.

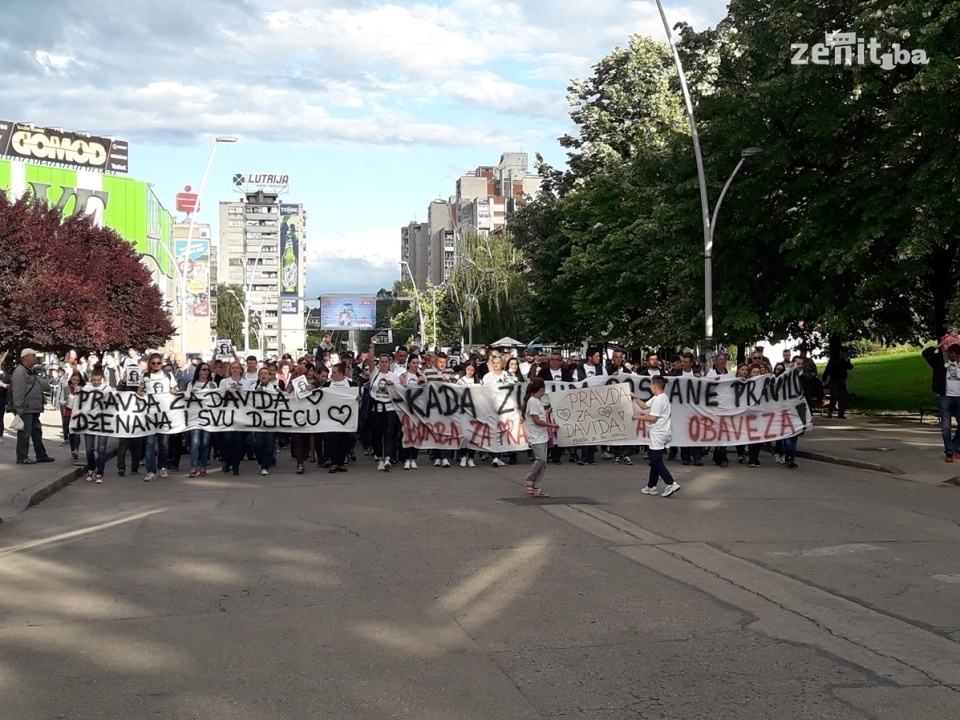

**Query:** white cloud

left=307, top=225, right=400, bottom=270
left=32, top=50, right=81, bottom=75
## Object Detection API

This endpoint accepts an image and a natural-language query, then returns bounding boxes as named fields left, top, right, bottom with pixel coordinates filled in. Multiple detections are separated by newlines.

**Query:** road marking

left=545, top=504, right=960, bottom=688
left=931, top=574, right=960, bottom=584
left=767, top=543, right=884, bottom=558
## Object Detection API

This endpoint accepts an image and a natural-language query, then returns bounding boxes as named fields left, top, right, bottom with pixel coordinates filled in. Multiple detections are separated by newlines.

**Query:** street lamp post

left=706, top=148, right=764, bottom=349
left=461, top=256, right=493, bottom=349
left=399, top=261, right=426, bottom=343
left=180, top=135, right=237, bottom=356
left=652, top=0, right=762, bottom=355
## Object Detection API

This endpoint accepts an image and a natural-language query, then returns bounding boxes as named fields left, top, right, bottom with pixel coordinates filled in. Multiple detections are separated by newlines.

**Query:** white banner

left=69, top=388, right=360, bottom=438
left=392, top=369, right=813, bottom=451
left=550, top=383, right=635, bottom=446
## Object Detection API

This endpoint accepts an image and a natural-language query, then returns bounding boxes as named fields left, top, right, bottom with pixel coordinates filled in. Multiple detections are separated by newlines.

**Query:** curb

left=797, top=449, right=902, bottom=475
left=12, top=448, right=119, bottom=516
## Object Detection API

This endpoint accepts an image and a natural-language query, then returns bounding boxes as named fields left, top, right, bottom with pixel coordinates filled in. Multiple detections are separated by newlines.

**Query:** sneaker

left=377, top=461, right=386, bottom=471
left=662, top=482, right=681, bottom=498
left=37, top=456, right=55, bottom=463
left=434, top=459, right=442, bottom=467
left=601, top=451, right=613, bottom=459
left=296, top=463, right=305, bottom=474
left=577, top=460, right=586, bottom=466
left=384, top=461, right=391, bottom=472
left=86, top=471, right=94, bottom=482
left=775, top=454, right=784, bottom=465
left=460, top=457, right=467, bottom=467
left=189, top=468, right=199, bottom=478
left=491, top=458, right=502, bottom=467
left=71, top=452, right=79, bottom=461
left=159, top=468, right=168, bottom=478
left=200, top=468, right=207, bottom=476
left=404, top=460, right=412, bottom=470
left=117, top=470, right=126, bottom=477
left=410, top=461, right=418, bottom=469
left=60, top=440, right=68, bottom=446
left=442, top=459, right=451, bottom=467
left=947, top=455, right=955, bottom=464
left=613, top=457, right=622, bottom=464
left=623, top=457, right=634, bottom=466
left=748, top=462, right=758, bottom=468
left=641, top=487, right=659, bottom=496
left=260, top=467, right=269, bottom=476
left=144, top=472, right=155, bottom=482
left=737, top=454, right=746, bottom=464
left=467, top=459, right=476, bottom=467
left=787, top=461, right=798, bottom=469
left=95, top=475, right=103, bottom=484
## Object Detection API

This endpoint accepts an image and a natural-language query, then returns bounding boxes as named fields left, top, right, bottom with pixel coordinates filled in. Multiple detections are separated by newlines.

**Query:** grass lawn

left=819, top=350, right=935, bottom=414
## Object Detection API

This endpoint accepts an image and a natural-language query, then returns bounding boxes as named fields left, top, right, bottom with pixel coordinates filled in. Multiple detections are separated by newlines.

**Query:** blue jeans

left=190, top=429, right=211, bottom=468
left=781, top=436, right=798, bottom=461
left=84, top=434, right=108, bottom=475
left=145, top=434, right=169, bottom=473
left=253, top=432, right=276, bottom=469
left=647, top=448, right=675, bottom=488
left=938, top=396, right=960, bottom=456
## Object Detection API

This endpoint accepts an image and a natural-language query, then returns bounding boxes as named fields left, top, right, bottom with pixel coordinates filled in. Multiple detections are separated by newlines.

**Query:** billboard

left=0, top=120, right=128, bottom=173
left=233, top=173, right=289, bottom=194
left=319, top=294, right=376, bottom=330
left=280, top=205, right=301, bottom=315
left=174, top=238, right=211, bottom=317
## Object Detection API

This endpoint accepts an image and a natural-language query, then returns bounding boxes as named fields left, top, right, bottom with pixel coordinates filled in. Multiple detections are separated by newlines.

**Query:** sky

left=1, top=0, right=728, bottom=301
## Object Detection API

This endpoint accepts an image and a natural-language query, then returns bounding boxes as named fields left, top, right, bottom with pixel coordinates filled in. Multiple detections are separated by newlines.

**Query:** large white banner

left=69, top=388, right=360, bottom=438
left=392, top=369, right=813, bottom=451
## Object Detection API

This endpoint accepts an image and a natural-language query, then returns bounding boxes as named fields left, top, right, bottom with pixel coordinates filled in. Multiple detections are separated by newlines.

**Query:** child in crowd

left=83, top=369, right=112, bottom=484
left=521, top=378, right=560, bottom=498
left=631, top=376, right=681, bottom=497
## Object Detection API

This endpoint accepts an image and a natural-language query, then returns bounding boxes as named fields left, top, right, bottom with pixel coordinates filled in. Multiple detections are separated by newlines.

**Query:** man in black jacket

left=922, top=339, right=960, bottom=462
left=823, top=348, right=854, bottom=418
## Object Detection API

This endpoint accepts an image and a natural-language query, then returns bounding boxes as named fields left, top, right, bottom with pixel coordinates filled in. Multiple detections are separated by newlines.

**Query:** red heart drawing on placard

left=598, top=406, right=613, bottom=417
left=556, top=408, right=571, bottom=421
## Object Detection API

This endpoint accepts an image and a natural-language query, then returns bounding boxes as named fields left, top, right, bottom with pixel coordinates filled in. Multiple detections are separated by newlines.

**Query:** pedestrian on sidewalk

left=82, top=369, right=111, bottom=483
left=0, top=366, right=9, bottom=443
left=922, top=335, right=960, bottom=462
left=823, top=347, right=854, bottom=418
left=631, top=376, right=681, bottom=498
left=10, top=348, right=55, bottom=465
left=522, top=378, right=559, bottom=498
left=63, top=372, right=84, bottom=462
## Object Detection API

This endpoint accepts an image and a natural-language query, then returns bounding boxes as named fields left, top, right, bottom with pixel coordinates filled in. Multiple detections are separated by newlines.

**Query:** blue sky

left=2, top=0, right=727, bottom=300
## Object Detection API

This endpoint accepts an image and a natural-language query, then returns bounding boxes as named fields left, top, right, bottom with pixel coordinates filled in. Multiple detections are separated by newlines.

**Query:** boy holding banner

left=632, top=376, right=681, bottom=498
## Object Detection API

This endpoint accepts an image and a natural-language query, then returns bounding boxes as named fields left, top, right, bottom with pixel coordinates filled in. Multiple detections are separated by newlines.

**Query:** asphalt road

left=1, top=452, right=959, bottom=719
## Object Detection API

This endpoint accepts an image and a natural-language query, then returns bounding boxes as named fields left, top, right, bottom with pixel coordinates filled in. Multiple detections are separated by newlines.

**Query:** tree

left=0, top=191, right=175, bottom=354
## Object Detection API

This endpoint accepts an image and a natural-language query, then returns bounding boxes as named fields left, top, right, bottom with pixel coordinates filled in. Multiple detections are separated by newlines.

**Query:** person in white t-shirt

left=218, top=361, right=254, bottom=475
left=481, top=356, right=516, bottom=467
left=137, top=352, right=181, bottom=482
left=253, top=367, right=280, bottom=476
left=82, top=369, right=114, bottom=483
left=632, top=376, right=680, bottom=497
left=522, top=378, right=560, bottom=498
left=398, top=357, right=428, bottom=469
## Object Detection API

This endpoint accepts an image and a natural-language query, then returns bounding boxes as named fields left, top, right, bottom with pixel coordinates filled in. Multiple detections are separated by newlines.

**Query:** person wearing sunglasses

left=137, top=353, right=181, bottom=482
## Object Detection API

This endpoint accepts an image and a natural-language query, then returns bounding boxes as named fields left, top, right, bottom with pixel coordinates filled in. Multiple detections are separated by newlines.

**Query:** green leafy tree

left=215, top=284, right=260, bottom=351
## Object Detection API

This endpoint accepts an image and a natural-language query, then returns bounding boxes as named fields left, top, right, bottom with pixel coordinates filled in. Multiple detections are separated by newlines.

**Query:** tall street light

left=706, top=147, right=764, bottom=350
left=179, top=135, right=238, bottom=355
left=399, top=261, right=426, bottom=343
left=461, top=256, right=493, bottom=348
left=651, top=2, right=762, bottom=356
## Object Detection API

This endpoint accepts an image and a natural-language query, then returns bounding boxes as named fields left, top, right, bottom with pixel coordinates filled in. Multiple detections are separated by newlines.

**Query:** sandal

left=531, top=489, right=550, bottom=498
left=525, top=482, right=535, bottom=496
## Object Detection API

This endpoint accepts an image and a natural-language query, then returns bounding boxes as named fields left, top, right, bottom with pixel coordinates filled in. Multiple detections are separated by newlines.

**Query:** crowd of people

left=4, top=336, right=831, bottom=496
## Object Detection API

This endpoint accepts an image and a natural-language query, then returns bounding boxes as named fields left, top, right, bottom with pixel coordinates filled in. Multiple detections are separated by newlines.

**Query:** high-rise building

left=400, top=152, right=541, bottom=287
left=218, top=191, right=307, bottom=356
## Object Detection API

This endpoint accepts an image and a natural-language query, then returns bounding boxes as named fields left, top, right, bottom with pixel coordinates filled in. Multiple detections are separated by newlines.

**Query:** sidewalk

left=797, top=413, right=955, bottom=485
left=0, top=408, right=117, bottom=524
left=0, top=410, right=955, bottom=525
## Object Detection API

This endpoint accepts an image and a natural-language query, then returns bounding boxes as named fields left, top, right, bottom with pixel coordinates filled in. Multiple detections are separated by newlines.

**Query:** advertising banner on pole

left=174, top=238, right=211, bottom=317
left=280, top=204, right=300, bottom=315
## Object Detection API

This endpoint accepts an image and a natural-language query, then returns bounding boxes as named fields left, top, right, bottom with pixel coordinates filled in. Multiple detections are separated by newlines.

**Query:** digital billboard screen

left=319, top=294, right=376, bottom=330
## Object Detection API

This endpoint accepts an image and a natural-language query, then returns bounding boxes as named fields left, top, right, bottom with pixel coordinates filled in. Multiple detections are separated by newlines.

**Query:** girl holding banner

left=399, top=357, right=429, bottom=470
left=218, top=361, right=253, bottom=476
left=138, top=354, right=180, bottom=482
left=321, top=362, right=359, bottom=473
left=188, top=363, right=217, bottom=478
left=253, top=367, right=280, bottom=476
